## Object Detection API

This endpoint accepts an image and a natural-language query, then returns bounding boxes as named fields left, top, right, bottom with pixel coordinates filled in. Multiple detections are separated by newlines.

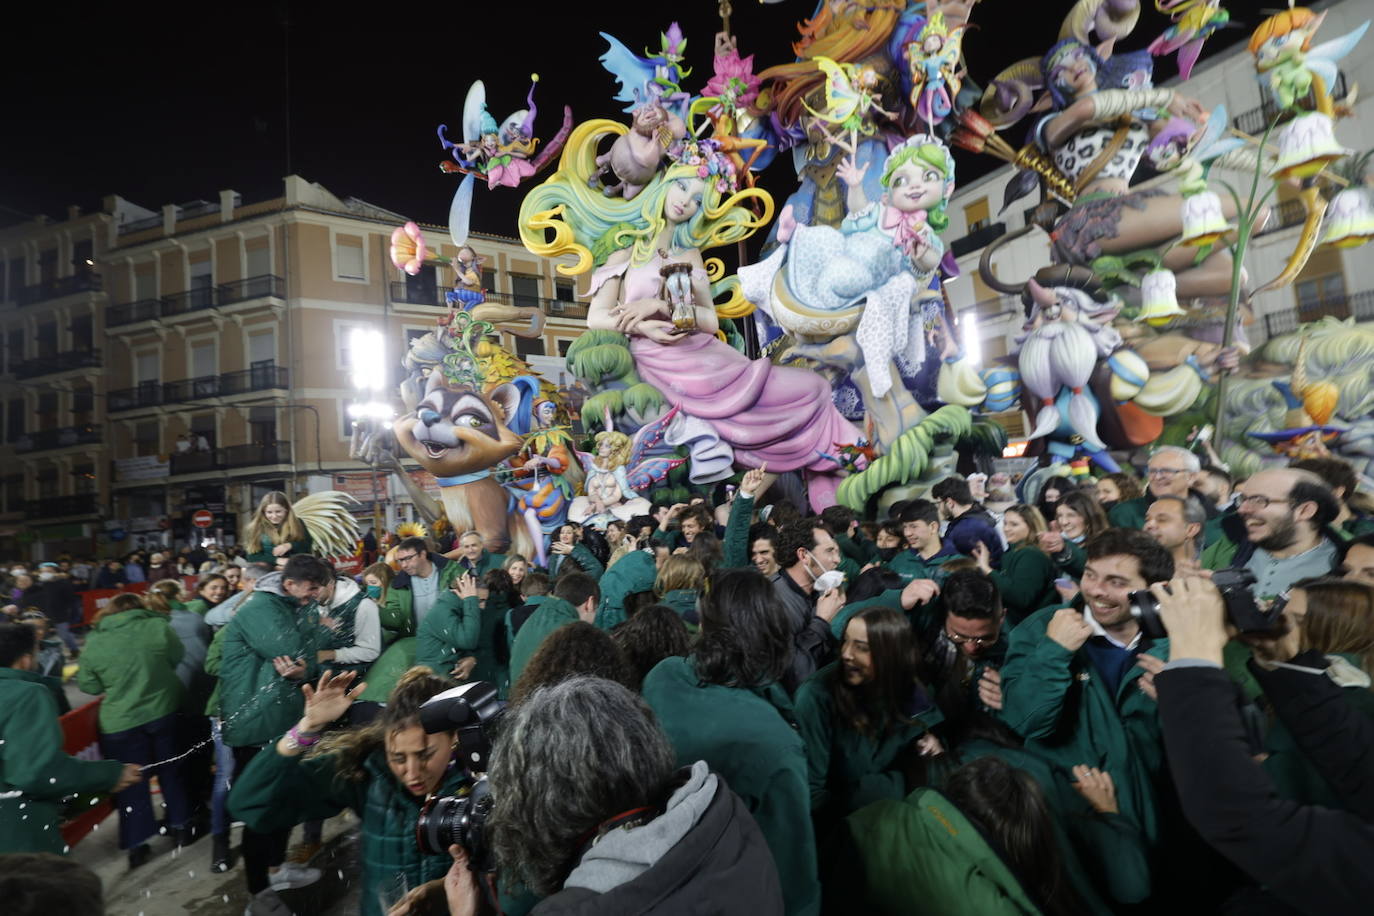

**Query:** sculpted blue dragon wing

left=599, top=31, right=656, bottom=112
left=628, top=405, right=680, bottom=469
left=625, top=456, right=686, bottom=492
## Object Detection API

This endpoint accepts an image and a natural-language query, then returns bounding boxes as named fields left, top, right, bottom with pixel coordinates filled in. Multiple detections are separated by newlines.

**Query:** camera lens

left=1126, top=589, right=1167, bottom=640
left=416, top=796, right=467, bottom=857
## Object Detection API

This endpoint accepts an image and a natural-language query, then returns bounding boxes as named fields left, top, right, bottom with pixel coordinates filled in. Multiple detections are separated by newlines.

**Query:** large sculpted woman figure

left=521, top=121, right=861, bottom=509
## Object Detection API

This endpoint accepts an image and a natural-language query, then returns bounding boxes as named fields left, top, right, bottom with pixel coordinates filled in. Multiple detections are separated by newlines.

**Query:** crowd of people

left=3, top=452, right=1374, bottom=915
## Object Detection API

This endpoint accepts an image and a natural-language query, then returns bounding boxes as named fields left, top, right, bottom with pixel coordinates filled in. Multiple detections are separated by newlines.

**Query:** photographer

left=229, top=668, right=472, bottom=916
left=434, top=676, right=782, bottom=916
left=1152, top=576, right=1374, bottom=914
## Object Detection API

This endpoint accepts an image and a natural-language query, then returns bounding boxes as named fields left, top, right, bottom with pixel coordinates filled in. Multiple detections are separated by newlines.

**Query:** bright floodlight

left=961, top=311, right=981, bottom=365
left=349, top=328, right=385, bottom=391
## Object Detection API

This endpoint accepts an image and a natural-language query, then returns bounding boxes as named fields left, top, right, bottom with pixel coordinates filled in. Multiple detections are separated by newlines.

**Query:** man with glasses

left=1108, top=445, right=1200, bottom=529
left=382, top=536, right=462, bottom=643
left=1202, top=468, right=1342, bottom=599
left=921, top=570, right=1009, bottom=720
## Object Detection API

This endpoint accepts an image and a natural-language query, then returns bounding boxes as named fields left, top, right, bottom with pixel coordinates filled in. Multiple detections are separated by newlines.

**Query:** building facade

left=0, top=176, right=582, bottom=560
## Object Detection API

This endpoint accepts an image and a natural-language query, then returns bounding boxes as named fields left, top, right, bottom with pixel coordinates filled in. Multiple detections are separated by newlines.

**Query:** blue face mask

left=366, top=585, right=382, bottom=599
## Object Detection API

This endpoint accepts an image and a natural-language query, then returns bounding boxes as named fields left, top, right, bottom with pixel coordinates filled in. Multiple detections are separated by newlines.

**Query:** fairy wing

left=599, top=31, right=656, bottom=112
left=500, top=110, right=531, bottom=142
left=292, top=491, right=363, bottom=560
left=1192, top=103, right=1244, bottom=163
left=813, top=56, right=859, bottom=123
left=1307, top=20, right=1370, bottom=91
left=449, top=174, right=474, bottom=247
left=627, top=405, right=680, bottom=470
left=625, top=456, right=686, bottom=492
left=462, top=81, right=487, bottom=145
left=575, top=449, right=597, bottom=476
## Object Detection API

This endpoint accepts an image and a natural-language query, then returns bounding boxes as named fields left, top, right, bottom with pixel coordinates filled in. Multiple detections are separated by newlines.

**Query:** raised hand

left=1072, top=765, right=1119, bottom=814
left=1046, top=607, right=1093, bottom=652
left=301, top=670, right=366, bottom=732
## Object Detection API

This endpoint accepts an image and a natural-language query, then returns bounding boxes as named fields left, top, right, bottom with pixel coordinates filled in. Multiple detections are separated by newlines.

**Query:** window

left=71, top=314, right=93, bottom=351
left=336, top=321, right=381, bottom=371
left=72, top=463, right=95, bottom=495
left=135, top=351, right=159, bottom=385
left=73, top=240, right=93, bottom=271
left=134, top=421, right=160, bottom=456
left=190, top=414, right=216, bottom=451
left=246, top=240, right=271, bottom=278
left=6, top=329, right=23, bottom=372
left=336, top=235, right=366, bottom=281
left=6, top=257, right=23, bottom=299
left=38, top=249, right=57, bottom=284
left=481, top=268, right=497, bottom=293
left=405, top=263, right=438, bottom=305
left=36, top=323, right=57, bottom=359
left=5, top=398, right=23, bottom=441
left=515, top=336, right=544, bottom=360
left=555, top=280, right=576, bottom=302
left=963, top=197, right=990, bottom=233
left=37, top=393, right=58, bottom=430
left=72, top=387, right=93, bottom=425
left=4, top=475, right=24, bottom=513
left=249, top=407, right=277, bottom=445
left=248, top=328, right=276, bottom=366
left=511, top=275, right=540, bottom=309
left=556, top=338, right=573, bottom=357
left=134, top=266, right=157, bottom=301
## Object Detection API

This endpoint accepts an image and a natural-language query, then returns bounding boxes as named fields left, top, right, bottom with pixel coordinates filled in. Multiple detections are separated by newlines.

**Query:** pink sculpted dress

left=592, top=254, right=861, bottom=509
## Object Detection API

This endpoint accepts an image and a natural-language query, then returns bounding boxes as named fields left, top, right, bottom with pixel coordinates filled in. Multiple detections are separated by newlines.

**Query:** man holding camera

left=1202, top=469, right=1342, bottom=597
left=998, top=528, right=1172, bottom=843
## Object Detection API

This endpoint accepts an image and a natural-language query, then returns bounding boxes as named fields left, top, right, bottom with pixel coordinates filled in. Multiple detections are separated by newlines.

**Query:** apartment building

left=0, top=175, right=584, bottom=560
left=941, top=0, right=1374, bottom=357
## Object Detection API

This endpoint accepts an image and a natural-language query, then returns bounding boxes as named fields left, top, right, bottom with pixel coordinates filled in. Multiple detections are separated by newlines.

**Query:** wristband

left=286, top=725, right=322, bottom=749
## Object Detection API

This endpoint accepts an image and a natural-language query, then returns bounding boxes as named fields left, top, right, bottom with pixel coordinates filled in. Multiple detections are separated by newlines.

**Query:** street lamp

left=347, top=327, right=394, bottom=539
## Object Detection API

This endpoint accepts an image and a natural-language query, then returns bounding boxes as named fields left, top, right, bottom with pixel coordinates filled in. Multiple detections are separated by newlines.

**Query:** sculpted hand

left=615, top=299, right=668, bottom=334
left=1046, top=607, right=1093, bottom=652
left=836, top=156, right=864, bottom=189
left=638, top=319, right=689, bottom=345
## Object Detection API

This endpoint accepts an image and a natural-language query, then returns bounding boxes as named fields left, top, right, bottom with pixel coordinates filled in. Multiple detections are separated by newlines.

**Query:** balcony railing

left=12, top=425, right=102, bottom=454
left=23, top=494, right=99, bottom=518
left=949, top=221, right=1008, bottom=258
left=1234, top=73, right=1348, bottom=135
left=108, top=365, right=290, bottom=412
left=1263, top=289, right=1374, bottom=338
left=13, top=272, right=104, bottom=307
left=106, top=274, right=285, bottom=327
left=1256, top=198, right=1307, bottom=236
left=388, top=282, right=589, bottom=319
left=169, top=440, right=292, bottom=475
left=13, top=349, right=102, bottom=380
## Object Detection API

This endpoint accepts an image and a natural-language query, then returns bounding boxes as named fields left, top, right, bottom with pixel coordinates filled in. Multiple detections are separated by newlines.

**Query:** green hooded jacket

left=218, top=574, right=324, bottom=747
left=229, top=742, right=471, bottom=916
left=357, top=637, right=416, bottom=704
left=380, top=554, right=463, bottom=643
left=659, top=588, right=699, bottom=623
left=0, top=668, right=124, bottom=855
left=508, top=596, right=584, bottom=688
left=991, top=545, right=1060, bottom=624
left=997, top=606, right=1169, bottom=845
left=642, top=655, right=820, bottom=916
left=75, top=607, right=184, bottom=733
left=594, top=549, right=657, bottom=630
left=834, top=787, right=1043, bottom=915
left=415, top=594, right=481, bottom=678
left=722, top=493, right=755, bottom=569
left=794, top=662, right=943, bottom=820
left=1106, top=496, right=1150, bottom=530
left=244, top=532, right=314, bottom=566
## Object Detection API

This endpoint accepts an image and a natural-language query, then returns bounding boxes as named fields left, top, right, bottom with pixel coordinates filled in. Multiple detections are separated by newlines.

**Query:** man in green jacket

left=998, top=528, right=1173, bottom=847
left=415, top=573, right=481, bottom=680
left=887, top=500, right=964, bottom=584
left=447, top=529, right=506, bottom=577
left=218, top=554, right=332, bottom=898
left=1107, top=445, right=1198, bottom=529
left=0, top=622, right=140, bottom=854
left=642, top=568, right=821, bottom=916
left=508, top=572, right=599, bottom=688
left=593, top=548, right=657, bottom=630
left=384, top=537, right=464, bottom=642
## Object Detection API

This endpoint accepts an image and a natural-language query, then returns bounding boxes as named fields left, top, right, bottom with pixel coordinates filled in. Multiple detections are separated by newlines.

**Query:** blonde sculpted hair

left=518, top=120, right=774, bottom=318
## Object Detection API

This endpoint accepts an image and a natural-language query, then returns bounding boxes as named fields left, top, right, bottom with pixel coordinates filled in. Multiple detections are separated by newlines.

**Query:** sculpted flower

left=389, top=221, right=428, bottom=276
left=704, top=50, right=760, bottom=114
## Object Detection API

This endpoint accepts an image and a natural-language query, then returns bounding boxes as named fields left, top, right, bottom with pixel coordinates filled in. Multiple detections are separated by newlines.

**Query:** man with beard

left=1208, top=468, right=1342, bottom=600
left=998, top=528, right=1173, bottom=845
left=1017, top=278, right=1123, bottom=456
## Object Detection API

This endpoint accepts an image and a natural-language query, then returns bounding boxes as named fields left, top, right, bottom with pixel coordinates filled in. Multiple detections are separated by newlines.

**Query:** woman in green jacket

left=240, top=491, right=313, bottom=566
left=654, top=554, right=705, bottom=624
left=75, top=593, right=190, bottom=866
left=229, top=667, right=473, bottom=916
left=795, top=607, right=943, bottom=826
left=183, top=572, right=229, bottom=617
left=977, top=505, right=1059, bottom=625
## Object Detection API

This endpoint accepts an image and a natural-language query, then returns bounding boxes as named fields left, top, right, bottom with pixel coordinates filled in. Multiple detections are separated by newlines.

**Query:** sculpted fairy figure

left=520, top=121, right=862, bottom=509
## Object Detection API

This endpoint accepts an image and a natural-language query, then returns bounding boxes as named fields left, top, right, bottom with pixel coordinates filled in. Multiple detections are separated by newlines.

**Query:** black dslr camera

left=414, top=681, right=504, bottom=870
left=1127, top=568, right=1286, bottom=640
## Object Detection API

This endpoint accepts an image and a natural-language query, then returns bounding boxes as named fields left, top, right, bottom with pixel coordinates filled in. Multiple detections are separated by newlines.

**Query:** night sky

left=4, top=0, right=1267, bottom=238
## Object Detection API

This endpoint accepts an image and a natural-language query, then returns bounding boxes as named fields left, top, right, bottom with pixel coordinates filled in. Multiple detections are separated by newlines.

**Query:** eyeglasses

left=394, top=552, right=421, bottom=564
left=1238, top=494, right=1291, bottom=510
left=944, top=629, right=996, bottom=647
left=1146, top=467, right=1187, bottom=478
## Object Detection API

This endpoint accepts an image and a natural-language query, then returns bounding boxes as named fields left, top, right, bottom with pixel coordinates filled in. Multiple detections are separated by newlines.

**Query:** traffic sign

left=192, top=510, right=215, bottom=529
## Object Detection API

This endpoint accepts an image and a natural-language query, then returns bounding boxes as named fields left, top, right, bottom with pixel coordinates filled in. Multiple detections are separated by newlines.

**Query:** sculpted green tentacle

left=836, top=405, right=972, bottom=509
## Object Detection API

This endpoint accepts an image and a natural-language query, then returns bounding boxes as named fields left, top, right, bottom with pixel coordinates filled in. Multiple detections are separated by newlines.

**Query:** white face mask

left=38, top=571, right=56, bottom=582
left=804, top=550, right=845, bottom=593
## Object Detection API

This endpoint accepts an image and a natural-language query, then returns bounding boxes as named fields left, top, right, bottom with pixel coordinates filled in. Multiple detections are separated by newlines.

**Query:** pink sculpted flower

left=704, top=50, right=760, bottom=113
left=389, top=221, right=428, bottom=276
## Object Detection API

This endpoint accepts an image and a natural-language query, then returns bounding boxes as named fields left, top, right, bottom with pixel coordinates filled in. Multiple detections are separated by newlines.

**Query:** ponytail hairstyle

left=310, top=666, right=457, bottom=782
left=95, top=592, right=146, bottom=624
left=143, top=579, right=184, bottom=614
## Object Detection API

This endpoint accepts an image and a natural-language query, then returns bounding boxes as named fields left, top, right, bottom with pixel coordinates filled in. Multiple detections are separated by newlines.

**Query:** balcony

left=1263, top=289, right=1374, bottom=338
left=949, top=221, right=1008, bottom=258
left=108, top=365, right=290, bottom=412
left=1256, top=198, right=1307, bottom=237
left=169, top=440, right=292, bottom=476
left=24, top=494, right=99, bottom=518
left=13, top=272, right=104, bottom=307
left=12, top=348, right=102, bottom=380
left=388, top=283, right=589, bottom=320
left=12, top=425, right=102, bottom=454
left=106, top=274, right=285, bottom=327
